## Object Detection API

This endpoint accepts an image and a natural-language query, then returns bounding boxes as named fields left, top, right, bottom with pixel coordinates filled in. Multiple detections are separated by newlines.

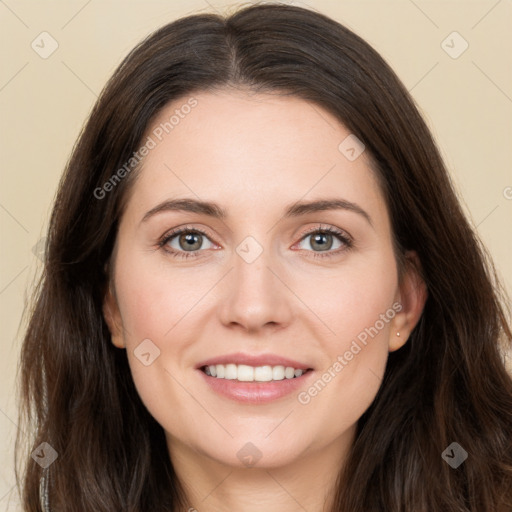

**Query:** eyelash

left=157, top=224, right=353, bottom=260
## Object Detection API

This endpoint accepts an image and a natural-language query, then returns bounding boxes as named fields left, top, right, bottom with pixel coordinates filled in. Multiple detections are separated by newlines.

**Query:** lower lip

left=197, top=369, right=315, bottom=404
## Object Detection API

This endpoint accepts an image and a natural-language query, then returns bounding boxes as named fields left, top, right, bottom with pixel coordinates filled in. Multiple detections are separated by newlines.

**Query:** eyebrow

left=140, top=197, right=373, bottom=228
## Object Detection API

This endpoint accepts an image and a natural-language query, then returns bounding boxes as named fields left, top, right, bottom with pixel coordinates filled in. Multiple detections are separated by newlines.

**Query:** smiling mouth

left=200, top=363, right=313, bottom=382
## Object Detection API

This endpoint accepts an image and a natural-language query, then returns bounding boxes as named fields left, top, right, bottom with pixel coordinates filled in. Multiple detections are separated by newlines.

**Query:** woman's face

left=104, top=89, right=424, bottom=470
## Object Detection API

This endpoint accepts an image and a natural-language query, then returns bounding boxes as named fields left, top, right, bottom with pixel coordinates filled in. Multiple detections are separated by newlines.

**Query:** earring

left=396, top=331, right=400, bottom=337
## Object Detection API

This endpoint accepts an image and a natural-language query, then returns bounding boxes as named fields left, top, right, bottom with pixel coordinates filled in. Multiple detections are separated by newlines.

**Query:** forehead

left=125, top=89, right=386, bottom=224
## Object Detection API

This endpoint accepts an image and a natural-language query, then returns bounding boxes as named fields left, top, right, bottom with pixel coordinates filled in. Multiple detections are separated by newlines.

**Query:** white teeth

left=272, top=366, right=285, bottom=380
left=216, top=364, right=225, bottom=378
left=254, top=365, right=273, bottom=382
left=202, top=364, right=307, bottom=381
left=237, top=364, right=254, bottom=381
left=225, top=363, right=237, bottom=380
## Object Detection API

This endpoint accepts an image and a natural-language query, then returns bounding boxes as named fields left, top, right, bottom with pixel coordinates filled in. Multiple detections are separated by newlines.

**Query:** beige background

left=1, top=0, right=511, bottom=508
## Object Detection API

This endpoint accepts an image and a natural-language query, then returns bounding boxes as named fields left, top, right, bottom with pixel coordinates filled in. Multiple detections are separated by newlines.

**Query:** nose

left=218, top=244, right=294, bottom=333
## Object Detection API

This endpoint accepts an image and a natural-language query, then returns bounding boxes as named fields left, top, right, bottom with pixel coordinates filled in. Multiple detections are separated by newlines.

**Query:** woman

left=17, top=3, right=512, bottom=511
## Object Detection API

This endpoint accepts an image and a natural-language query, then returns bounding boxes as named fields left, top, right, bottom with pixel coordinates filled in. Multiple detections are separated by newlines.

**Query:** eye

left=158, top=226, right=216, bottom=259
left=294, top=225, right=353, bottom=258
left=158, top=224, right=353, bottom=260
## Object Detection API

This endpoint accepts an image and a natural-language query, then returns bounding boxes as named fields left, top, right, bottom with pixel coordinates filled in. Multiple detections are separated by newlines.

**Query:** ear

left=389, top=250, right=428, bottom=352
left=103, top=282, right=126, bottom=349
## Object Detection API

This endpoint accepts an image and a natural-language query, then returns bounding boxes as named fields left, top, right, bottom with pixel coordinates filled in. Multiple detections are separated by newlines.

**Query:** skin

left=103, top=89, right=427, bottom=512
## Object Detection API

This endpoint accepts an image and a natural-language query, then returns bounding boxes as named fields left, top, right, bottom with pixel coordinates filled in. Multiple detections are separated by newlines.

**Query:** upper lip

left=195, top=352, right=313, bottom=370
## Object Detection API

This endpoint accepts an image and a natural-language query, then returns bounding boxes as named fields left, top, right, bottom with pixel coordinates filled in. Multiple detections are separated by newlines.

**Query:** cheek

left=111, top=251, right=217, bottom=436
left=293, top=249, right=398, bottom=430
left=291, top=246, right=398, bottom=346
left=113, top=249, right=211, bottom=343
left=116, top=269, right=198, bottom=440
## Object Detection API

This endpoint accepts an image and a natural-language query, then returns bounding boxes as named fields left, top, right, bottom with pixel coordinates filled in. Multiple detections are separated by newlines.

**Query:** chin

left=198, top=435, right=308, bottom=470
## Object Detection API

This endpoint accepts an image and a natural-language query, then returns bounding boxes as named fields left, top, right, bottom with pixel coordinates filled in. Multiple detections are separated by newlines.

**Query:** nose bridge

left=218, top=234, right=293, bottom=330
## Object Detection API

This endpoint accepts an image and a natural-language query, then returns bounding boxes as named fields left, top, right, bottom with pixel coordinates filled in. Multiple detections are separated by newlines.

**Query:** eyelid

left=296, top=224, right=352, bottom=243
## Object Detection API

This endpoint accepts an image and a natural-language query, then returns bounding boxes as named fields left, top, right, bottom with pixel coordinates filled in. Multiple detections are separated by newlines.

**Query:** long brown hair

left=16, top=3, right=512, bottom=511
